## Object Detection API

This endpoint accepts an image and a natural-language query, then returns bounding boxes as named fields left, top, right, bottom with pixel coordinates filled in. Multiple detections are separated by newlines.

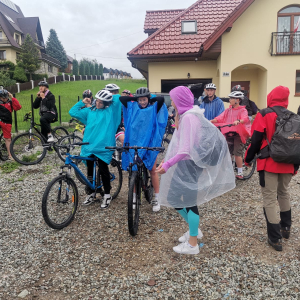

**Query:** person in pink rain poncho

left=156, top=86, right=235, bottom=255
left=211, top=91, right=251, bottom=180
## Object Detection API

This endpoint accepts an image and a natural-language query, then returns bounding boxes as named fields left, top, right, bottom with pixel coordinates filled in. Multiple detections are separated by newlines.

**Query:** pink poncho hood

left=169, top=86, right=194, bottom=114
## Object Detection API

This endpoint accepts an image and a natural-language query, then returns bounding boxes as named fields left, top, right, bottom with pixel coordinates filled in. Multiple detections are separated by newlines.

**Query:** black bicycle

left=106, top=146, right=164, bottom=236
left=217, top=124, right=256, bottom=180
left=161, top=116, right=175, bottom=149
left=0, top=130, right=8, bottom=161
left=10, top=112, right=69, bottom=165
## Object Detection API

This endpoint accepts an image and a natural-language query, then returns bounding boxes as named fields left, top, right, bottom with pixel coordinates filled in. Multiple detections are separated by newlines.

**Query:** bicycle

left=10, top=112, right=69, bottom=165
left=42, top=142, right=123, bottom=229
left=0, top=130, right=8, bottom=161
left=106, top=145, right=164, bottom=236
left=216, top=124, right=256, bottom=180
left=161, top=116, right=175, bottom=149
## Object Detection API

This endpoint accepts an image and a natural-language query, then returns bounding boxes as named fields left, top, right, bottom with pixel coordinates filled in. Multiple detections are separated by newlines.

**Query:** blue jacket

left=200, top=96, right=225, bottom=120
left=69, top=95, right=121, bottom=164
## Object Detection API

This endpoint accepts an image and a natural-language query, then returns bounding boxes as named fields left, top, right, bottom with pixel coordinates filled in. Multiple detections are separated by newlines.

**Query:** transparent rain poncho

left=159, top=106, right=236, bottom=208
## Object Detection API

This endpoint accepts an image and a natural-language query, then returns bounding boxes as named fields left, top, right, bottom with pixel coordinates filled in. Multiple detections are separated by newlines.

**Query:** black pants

left=40, top=113, right=55, bottom=140
left=87, top=156, right=111, bottom=194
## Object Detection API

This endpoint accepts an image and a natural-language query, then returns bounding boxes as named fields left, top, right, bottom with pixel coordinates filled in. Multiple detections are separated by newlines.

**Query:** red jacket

left=245, top=86, right=295, bottom=174
left=0, top=97, right=22, bottom=112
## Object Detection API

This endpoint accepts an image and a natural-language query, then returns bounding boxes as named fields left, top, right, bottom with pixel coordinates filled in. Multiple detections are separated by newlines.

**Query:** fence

left=6, top=74, right=105, bottom=94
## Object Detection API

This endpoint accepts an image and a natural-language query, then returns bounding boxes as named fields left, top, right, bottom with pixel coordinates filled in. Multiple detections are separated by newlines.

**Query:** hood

left=169, top=86, right=194, bottom=115
left=267, top=86, right=289, bottom=108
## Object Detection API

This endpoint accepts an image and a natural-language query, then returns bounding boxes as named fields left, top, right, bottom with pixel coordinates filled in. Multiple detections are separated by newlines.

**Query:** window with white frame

left=296, top=70, right=300, bottom=95
left=48, top=64, right=53, bottom=73
left=0, top=50, right=6, bottom=60
left=182, top=21, right=197, bottom=34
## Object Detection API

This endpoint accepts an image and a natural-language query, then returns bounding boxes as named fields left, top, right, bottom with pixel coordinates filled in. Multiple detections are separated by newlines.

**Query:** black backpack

left=264, top=106, right=300, bottom=164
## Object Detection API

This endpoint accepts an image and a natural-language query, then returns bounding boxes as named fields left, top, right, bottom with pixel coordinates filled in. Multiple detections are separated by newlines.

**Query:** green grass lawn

left=11, top=79, right=147, bottom=132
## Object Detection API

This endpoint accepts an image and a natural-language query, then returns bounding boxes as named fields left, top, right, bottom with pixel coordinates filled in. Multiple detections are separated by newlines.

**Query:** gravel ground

left=1, top=153, right=300, bottom=299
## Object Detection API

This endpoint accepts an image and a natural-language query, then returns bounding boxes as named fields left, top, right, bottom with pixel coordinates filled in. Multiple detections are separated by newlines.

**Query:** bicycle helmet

left=135, top=87, right=150, bottom=98
left=83, top=89, right=92, bottom=99
left=95, top=90, right=113, bottom=107
left=38, top=81, right=49, bottom=88
left=122, top=89, right=131, bottom=95
left=228, top=91, right=244, bottom=100
left=231, top=85, right=242, bottom=92
left=105, top=83, right=120, bottom=91
left=0, top=89, right=9, bottom=98
left=205, top=83, right=217, bottom=90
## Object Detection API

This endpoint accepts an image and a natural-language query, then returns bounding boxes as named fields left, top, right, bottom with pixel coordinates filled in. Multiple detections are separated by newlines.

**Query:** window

left=0, top=50, right=6, bottom=60
left=0, top=31, right=2, bottom=39
left=15, top=34, right=20, bottom=45
left=48, top=65, right=53, bottom=73
left=182, top=21, right=197, bottom=34
left=296, top=71, right=300, bottom=95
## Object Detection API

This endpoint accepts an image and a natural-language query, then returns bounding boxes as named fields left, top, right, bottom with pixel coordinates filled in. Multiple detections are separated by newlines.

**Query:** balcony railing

left=270, top=32, right=300, bottom=56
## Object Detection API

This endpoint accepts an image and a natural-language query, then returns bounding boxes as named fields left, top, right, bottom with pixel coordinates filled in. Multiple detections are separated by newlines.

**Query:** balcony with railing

left=270, top=32, right=300, bottom=56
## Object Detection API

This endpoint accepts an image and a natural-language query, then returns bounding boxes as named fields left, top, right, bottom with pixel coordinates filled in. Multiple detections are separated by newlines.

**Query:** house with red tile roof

left=128, top=0, right=300, bottom=112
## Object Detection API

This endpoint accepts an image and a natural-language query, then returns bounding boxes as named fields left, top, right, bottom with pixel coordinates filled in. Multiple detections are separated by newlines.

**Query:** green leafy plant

left=13, top=65, right=27, bottom=82
left=0, top=161, right=20, bottom=173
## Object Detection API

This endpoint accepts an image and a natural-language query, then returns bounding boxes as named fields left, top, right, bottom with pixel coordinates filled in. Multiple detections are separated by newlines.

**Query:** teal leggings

left=175, top=206, right=199, bottom=237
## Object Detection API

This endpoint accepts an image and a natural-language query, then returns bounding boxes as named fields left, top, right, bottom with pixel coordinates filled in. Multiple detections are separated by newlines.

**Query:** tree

left=79, top=60, right=85, bottom=76
left=17, top=34, right=40, bottom=80
left=95, top=63, right=99, bottom=76
left=99, top=64, right=103, bottom=76
left=0, top=70, right=16, bottom=87
left=13, top=66, right=27, bottom=82
left=85, top=63, right=90, bottom=76
left=90, top=63, right=95, bottom=76
left=73, top=59, right=79, bottom=76
left=46, top=29, right=67, bottom=71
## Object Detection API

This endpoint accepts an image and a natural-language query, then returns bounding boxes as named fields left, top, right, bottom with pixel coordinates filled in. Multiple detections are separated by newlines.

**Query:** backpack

left=265, top=106, right=300, bottom=164
left=0, top=101, right=13, bottom=124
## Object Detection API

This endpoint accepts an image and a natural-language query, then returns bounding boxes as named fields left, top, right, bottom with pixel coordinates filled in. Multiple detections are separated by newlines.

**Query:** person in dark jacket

left=297, top=105, right=300, bottom=116
left=245, top=86, right=297, bottom=252
left=33, top=81, right=57, bottom=142
left=0, top=88, right=22, bottom=160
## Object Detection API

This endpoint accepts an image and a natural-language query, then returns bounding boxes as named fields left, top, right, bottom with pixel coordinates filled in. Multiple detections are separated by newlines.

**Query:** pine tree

left=17, top=34, right=40, bottom=80
left=85, top=63, right=90, bottom=76
left=90, top=63, right=95, bottom=76
left=73, top=59, right=79, bottom=76
left=46, top=29, right=68, bottom=71
left=99, top=64, right=103, bottom=76
left=95, top=63, right=99, bottom=76
left=79, top=60, right=85, bottom=76
left=13, top=66, right=27, bottom=82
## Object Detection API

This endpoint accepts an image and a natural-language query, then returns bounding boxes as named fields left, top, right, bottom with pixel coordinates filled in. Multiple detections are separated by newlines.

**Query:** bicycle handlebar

left=106, top=146, right=165, bottom=152
left=43, top=142, right=89, bottom=149
left=216, top=124, right=234, bottom=129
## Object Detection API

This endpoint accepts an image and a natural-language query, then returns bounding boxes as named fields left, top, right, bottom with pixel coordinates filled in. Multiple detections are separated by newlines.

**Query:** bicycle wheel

left=143, top=166, right=153, bottom=203
left=128, top=171, right=141, bottom=236
left=98, top=158, right=122, bottom=200
left=57, top=134, right=83, bottom=162
left=42, top=175, right=79, bottom=229
left=10, top=132, right=46, bottom=165
left=0, top=134, right=8, bottom=161
left=52, top=127, right=69, bottom=141
left=243, top=158, right=256, bottom=180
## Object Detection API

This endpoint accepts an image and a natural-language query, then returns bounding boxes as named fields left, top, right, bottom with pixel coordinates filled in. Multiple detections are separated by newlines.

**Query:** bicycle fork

left=58, top=166, right=72, bottom=204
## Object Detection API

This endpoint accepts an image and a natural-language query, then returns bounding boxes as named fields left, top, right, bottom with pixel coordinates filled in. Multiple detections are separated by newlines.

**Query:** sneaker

left=178, top=228, right=203, bottom=243
left=8, top=156, right=14, bottom=161
left=47, top=134, right=54, bottom=142
left=281, top=227, right=290, bottom=239
left=268, top=238, right=283, bottom=251
left=100, top=195, right=112, bottom=209
left=151, top=198, right=160, bottom=212
left=83, top=193, right=96, bottom=206
left=236, top=172, right=244, bottom=180
left=173, top=242, right=199, bottom=255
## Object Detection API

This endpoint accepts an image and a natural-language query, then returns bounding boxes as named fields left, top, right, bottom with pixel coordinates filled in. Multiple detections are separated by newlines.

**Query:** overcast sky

left=13, top=0, right=196, bottom=78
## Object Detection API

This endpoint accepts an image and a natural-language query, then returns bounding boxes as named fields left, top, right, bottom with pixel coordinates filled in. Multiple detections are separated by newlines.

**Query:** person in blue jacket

left=200, top=83, right=225, bottom=120
left=120, top=87, right=168, bottom=212
left=69, top=89, right=121, bottom=209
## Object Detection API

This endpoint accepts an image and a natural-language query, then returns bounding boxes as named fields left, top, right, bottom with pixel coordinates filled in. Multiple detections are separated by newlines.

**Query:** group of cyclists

left=2, top=79, right=298, bottom=254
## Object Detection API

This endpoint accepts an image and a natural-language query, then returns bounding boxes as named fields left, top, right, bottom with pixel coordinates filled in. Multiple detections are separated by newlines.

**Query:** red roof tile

left=129, top=0, right=254, bottom=57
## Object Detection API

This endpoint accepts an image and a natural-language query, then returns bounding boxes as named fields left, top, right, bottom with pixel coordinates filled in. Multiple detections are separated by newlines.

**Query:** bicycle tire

left=53, top=127, right=69, bottom=141
left=128, top=171, right=141, bottom=236
left=100, top=158, right=122, bottom=200
left=57, top=134, right=83, bottom=162
left=10, top=132, right=46, bottom=165
left=42, top=175, right=79, bottom=229
left=243, top=158, right=256, bottom=180
left=143, top=166, right=153, bottom=203
left=0, top=134, right=8, bottom=161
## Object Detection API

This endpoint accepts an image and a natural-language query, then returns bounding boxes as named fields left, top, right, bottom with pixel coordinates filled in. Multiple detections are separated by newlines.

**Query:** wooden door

left=231, top=81, right=250, bottom=98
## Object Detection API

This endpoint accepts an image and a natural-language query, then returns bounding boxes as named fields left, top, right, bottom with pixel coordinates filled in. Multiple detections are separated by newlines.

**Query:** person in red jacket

left=0, top=89, right=22, bottom=160
left=245, top=86, right=297, bottom=251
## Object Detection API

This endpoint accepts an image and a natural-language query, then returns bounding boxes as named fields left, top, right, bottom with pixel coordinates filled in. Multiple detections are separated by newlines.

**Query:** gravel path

left=0, top=154, right=300, bottom=299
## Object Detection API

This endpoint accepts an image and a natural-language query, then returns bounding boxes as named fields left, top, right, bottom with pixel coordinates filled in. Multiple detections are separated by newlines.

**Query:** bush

left=0, top=60, right=16, bottom=71
left=13, top=66, right=27, bottom=82
left=0, top=70, right=16, bottom=88
left=27, top=73, right=48, bottom=81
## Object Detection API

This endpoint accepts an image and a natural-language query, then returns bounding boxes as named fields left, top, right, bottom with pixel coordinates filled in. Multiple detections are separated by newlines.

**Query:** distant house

left=103, top=67, right=110, bottom=80
left=102, top=67, right=132, bottom=80
left=0, top=0, right=60, bottom=77
left=65, top=55, right=73, bottom=73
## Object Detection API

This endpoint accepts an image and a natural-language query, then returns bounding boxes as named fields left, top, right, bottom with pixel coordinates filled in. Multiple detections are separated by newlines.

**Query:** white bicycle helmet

left=206, top=83, right=217, bottom=90
left=95, top=90, right=113, bottom=107
left=228, top=91, right=244, bottom=100
left=105, top=83, right=120, bottom=91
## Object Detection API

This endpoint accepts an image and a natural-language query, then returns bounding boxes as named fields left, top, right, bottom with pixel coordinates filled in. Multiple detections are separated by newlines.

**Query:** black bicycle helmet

left=38, top=81, right=49, bottom=88
left=0, top=89, right=9, bottom=98
left=135, top=87, right=150, bottom=98
left=231, top=85, right=242, bottom=92
left=83, top=89, right=93, bottom=99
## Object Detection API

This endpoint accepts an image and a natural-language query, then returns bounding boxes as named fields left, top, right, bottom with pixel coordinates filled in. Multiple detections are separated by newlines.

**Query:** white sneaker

left=47, top=134, right=54, bottom=142
left=83, top=193, right=96, bottom=206
left=151, top=198, right=160, bottom=212
left=178, top=228, right=203, bottom=243
left=173, top=242, right=199, bottom=255
left=101, top=195, right=112, bottom=209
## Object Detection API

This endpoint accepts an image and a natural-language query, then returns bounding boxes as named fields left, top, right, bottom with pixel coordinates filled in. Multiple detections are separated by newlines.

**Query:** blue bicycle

left=42, top=142, right=123, bottom=229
